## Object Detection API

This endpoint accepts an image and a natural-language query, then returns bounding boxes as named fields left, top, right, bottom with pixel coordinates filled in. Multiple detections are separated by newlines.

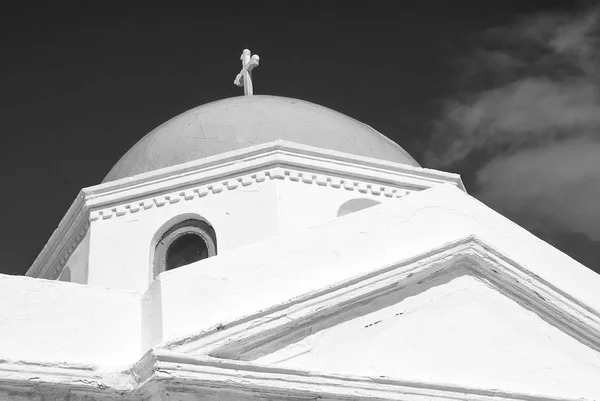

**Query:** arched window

left=154, top=219, right=217, bottom=277
left=337, top=198, right=381, bottom=217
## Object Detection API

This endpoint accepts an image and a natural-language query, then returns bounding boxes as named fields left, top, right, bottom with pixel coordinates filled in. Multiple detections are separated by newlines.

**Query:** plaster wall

left=142, top=277, right=163, bottom=351
left=87, top=179, right=280, bottom=293
left=3, top=183, right=600, bottom=399
left=86, top=171, right=409, bottom=294
left=60, top=229, right=90, bottom=284
left=0, top=274, right=141, bottom=367
left=139, top=178, right=400, bottom=349
left=254, top=273, right=600, bottom=399
left=152, top=184, right=600, bottom=348
left=275, top=175, right=395, bottom=234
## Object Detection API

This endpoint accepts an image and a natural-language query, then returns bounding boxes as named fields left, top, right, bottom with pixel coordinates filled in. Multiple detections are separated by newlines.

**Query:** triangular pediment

left=249, top=272, right=600, bottom=398
left=169, top=239, right=600, bottom=400
left=143, top=184, right=600, bottom=400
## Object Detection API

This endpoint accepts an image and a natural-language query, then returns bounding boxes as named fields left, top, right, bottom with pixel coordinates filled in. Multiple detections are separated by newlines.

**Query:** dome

left=103, top=95, right=420, bottom=182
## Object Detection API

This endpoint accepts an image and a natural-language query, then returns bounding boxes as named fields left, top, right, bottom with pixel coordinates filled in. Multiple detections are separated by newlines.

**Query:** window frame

left=153, top=219, right=217, bottom=278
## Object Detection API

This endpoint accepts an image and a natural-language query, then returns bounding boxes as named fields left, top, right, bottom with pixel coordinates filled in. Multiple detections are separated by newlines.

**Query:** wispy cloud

left=427, top=5, right=600, bottom=252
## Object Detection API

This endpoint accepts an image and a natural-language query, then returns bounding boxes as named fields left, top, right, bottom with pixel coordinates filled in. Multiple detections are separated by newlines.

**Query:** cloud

left=428, top=78, right=600, bottom=166
left=427, top=5, right=600, bottom=256
left=477, top=138, right=600, bottom=241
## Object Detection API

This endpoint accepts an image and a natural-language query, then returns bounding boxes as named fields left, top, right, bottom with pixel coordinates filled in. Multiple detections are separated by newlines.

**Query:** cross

left=234, top=49, right=260, bottom=95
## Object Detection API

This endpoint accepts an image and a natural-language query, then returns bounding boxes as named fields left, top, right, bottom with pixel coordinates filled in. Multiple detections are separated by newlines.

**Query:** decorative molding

left=27, top=141, right=463, bottom=280
left=42, top=166, right=413, bottom=281
left=0, top=358, right=136, bottom=400
left=28, top=195, right=90, bottom=283
left=88, top=140, right=463, bottom=198
left=466, top=240, right=600, bottom=354
left=50, top=222, right=90, bottom=281
left=89, top=167, right=412, bottom=222
left=3, top=347, right=588, bottom=401
left=136, top=349, right=590, bottom=401
left=164, top=236, right=600, bottom=359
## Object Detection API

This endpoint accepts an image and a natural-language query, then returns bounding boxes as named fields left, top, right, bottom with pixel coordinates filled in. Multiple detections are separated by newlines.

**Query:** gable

left=250, top=271, right=600, bottom=399
left=174, top=239, right=600, bottom=400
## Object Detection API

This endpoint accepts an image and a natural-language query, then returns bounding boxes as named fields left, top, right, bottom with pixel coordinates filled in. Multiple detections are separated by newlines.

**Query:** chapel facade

left=1, top=50, right=600, bottom=401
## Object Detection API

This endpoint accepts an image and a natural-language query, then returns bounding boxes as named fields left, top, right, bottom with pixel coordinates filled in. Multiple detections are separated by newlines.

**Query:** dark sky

left=1, top=0, right=596, bottom=277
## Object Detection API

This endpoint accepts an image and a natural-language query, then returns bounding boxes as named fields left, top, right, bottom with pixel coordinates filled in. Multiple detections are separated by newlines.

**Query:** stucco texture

left=103, top=96, right=420, bottom=182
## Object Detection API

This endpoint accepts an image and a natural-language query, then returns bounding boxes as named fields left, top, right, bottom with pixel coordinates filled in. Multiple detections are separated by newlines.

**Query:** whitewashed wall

left=84, top=172, right=409, bottom=293
left=2, top=184, right=600, bottom=400
left=59, top=229, right=90, bottom=284
left=147, top=184, right=600, bottom=347
left=86, top=180, right=280, bottom=292
left=275, top=174, right=391, bottom=234
left=0, top=274, right=140, bottom=367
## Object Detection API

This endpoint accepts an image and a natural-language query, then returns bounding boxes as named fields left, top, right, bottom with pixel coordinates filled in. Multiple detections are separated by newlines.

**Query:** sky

left=1, top=0, right=598, bottom=276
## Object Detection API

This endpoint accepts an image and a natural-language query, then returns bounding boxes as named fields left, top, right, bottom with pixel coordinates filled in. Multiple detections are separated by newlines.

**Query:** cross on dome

left=234, top=49, right=260, bottom=95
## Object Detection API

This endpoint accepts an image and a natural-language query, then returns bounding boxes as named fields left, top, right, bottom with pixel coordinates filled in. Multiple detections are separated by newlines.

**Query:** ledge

left=26, top=140, right=464, bottom=280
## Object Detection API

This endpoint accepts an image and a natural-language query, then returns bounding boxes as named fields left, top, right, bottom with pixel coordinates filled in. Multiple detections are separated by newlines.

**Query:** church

left=2, top=50, right=600, bottom=400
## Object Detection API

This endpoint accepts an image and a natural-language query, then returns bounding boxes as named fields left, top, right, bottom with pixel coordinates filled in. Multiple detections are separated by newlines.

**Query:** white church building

left=2, top=51, right=600, bottom=400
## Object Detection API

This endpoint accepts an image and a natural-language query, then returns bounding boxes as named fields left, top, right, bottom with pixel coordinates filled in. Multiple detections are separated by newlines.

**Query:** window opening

left=154, top=218, right=217, bottom=277
left=165, top=233, right=209, bottom=271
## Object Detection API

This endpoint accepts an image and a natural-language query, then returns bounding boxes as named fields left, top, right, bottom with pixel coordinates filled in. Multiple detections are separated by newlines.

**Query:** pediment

left=170, top=238, right=600, bottom=400
left=249, top=272, right=600, bottom=398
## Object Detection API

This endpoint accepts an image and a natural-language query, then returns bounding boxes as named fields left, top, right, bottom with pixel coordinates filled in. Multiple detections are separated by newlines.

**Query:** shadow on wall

left=337, top=198, right=382, bottom=217
left=58, top=266, right=71, bottom=282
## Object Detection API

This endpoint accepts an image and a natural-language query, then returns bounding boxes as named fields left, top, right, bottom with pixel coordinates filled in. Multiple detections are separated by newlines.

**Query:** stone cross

left=234, top=49, right=260, bottom=95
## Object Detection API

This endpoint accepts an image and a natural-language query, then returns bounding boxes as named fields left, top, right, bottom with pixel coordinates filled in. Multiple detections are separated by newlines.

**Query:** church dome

left=103, top=95, right=420, bottom=182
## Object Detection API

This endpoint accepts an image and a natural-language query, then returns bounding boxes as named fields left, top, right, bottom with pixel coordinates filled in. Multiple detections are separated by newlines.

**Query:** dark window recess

left=153, top=219, right=217, bottom=278
left=165, top=233, right=209, bottom=271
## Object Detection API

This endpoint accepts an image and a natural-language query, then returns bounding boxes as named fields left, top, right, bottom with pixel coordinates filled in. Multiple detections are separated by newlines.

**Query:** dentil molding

left=89, top=167, right=412, bottom=222
left=27, top=141, right=464, bottom=281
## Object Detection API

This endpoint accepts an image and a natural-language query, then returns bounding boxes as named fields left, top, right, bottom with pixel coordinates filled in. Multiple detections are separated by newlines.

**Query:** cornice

left=88, top=140, right=463, bottom=199
left=3, top=347, right=585, bottom=401
left=26, top=193, right=90, bottom=281
left=165, top=236, right=600, bottom=358
left=27, top=141, right=464, bottom=280
left=0, top=358, right=136, bottom=400
left=466, top=240, right=600, bottom=354
left=82, top=141, right=463, bottom=207
left=136, top=350, right=587, bottom=401
left=88, top=167, right=413, bottom=222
